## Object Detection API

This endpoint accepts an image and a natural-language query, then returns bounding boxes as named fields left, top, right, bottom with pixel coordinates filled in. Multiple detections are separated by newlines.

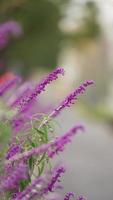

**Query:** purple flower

left=19, top=67, right=65, bottom=112
left=64, top=192, right=75, bottom=200
left=2, top=163, right=28, bottom=190
left=6, top=144, right=22, bottom=160
left=50, top=80, right=94, bottom=118
left=0, top=21, right=22, bottom=49
left=0, top=21, right=22, bottom=37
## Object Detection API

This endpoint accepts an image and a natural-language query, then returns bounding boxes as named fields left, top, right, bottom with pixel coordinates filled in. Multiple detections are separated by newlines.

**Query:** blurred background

left=0, top=0, right=113, bottom=199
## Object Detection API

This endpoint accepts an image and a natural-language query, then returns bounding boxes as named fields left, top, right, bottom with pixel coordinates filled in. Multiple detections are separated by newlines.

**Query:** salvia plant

left=0, top=67, right=94, bottom=200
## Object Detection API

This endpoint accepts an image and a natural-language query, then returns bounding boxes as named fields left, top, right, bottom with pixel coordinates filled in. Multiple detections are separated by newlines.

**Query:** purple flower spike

left=7, top=143, right=50, bottom=163
left=19, top=67, right=65, bottom=112
left=7, top=125, right=83, bottom=163
left=6, top=144, right=22, bottom=160
left=47, top=166, right=65, bottom=192
left=50, top=80, right=94, bottom=118
left=48, top=125, right=84, bottom=158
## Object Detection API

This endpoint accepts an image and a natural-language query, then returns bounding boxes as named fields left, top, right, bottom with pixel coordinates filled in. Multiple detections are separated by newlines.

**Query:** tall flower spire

left=19, top=67, right=65, bottom=112
left=50, top=80, right=94, bottom=118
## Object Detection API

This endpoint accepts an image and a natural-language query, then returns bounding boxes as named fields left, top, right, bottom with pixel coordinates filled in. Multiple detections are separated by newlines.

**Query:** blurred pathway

left=56, top=109, right=113, bottom=200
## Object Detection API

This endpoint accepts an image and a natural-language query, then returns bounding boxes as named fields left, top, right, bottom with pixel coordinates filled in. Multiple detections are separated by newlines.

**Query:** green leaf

left=28, top=138, right=36, bottom=148
left=20, top=179, right=30, bottom=191
left=29, top=156, right=35, bottom=170
left=0, top=122, right=11, bottom=152
left=38, top=160, right=45, bottom=176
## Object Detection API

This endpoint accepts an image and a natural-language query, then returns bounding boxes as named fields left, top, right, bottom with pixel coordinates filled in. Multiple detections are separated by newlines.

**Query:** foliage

left=0, top=0, right=63, bottom=76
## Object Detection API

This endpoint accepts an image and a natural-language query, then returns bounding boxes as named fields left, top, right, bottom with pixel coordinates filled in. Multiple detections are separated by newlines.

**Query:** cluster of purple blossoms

left=0, top=67, right=94, bottom=200
left=2, top=163, right=28, bottom=190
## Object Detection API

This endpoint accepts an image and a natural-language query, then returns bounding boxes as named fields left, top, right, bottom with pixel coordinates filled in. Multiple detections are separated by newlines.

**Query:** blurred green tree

left=0, top=0, right=64, bottom=76
left=64, top=1, right=100, bottom=47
